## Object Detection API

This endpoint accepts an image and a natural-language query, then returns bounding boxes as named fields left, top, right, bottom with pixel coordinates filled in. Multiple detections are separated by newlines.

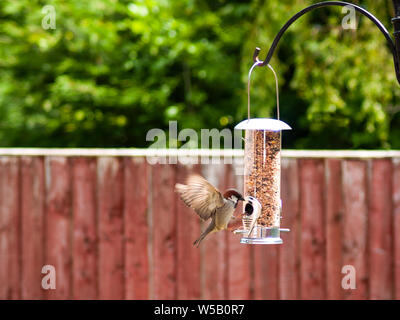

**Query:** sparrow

left=243, top=196, right=262, bottom=237
left=175, top=174, right=245, bottom=247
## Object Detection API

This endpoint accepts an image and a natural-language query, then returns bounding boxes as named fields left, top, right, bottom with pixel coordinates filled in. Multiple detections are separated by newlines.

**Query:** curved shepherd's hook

left=253, top=1, right=400, bottom=85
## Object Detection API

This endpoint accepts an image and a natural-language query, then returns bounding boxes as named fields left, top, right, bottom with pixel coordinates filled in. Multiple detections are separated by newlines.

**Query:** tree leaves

left=0, top=0, right=398, bottom=149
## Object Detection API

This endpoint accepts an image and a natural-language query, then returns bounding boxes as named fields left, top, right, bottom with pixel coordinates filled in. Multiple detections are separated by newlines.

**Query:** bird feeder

left=234, top=63, right=291, bottom=244
left=232, top=0, right=400, bottom=242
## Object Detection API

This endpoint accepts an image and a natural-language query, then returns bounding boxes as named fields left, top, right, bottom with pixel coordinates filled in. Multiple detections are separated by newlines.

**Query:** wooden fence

left=0, top=149, right=400, bottom=300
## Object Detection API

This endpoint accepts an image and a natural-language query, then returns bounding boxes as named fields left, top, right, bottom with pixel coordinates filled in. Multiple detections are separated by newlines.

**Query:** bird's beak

left=239, top=196, right=245, bottom=201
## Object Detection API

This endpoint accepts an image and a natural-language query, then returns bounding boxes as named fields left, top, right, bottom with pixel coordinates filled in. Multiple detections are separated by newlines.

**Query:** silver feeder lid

left=235, top=118, right=291, bottom=131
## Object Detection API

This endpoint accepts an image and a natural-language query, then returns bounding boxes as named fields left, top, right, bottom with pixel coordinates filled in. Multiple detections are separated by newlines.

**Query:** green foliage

left=245, top=0, right=399, bottom=149
left=0, top=0, right=252, bottom=147
left=0, top=0, right=399, bottom=148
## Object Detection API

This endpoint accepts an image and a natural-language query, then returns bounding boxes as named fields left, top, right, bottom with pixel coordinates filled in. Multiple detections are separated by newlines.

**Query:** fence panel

left=325, top=159, right=344, bottom=300
left=226, top=165, right=252, bottom=300
left=21, top=157, right=45, bottom=300
left=201, top=163, right=228, bottom=300
left=124, top=157, right=150, bottom=300
left=176, top=163, right=201, bottom=300
left=45, top=157, right=72, bottom=299
left=72, top=157, right=98, bottom=300
left=342, top=160, right=368, bottom=300
left=393, top=159, right=400, bottom=299
left=97, top=157, right=124, bottom=300
left=299, top=159, right=326, bottom=300
left=0, top=150, right=398, bottom=300
left=279, top=158, right=300, bottom=300
left=151, top=163, right=177, bottom=299
left=0, top=157, right=20, bottom=299
left=368, top=159, right=393, bottom=299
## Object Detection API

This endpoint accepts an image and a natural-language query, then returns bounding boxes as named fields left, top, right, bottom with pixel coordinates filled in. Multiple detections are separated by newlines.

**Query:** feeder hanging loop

left=247, top=62, right=280, bottom=121
left=247, top=60, right=263, bottom=120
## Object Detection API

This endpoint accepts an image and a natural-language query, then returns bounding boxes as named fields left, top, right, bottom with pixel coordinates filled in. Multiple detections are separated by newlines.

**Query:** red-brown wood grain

left=124, top=157, right=150, bottom=300
left=342, top=160, right=368, bottom=300
left=151, top=163, right=177, bottom=299
left=21, top=157, right=45, bottom=299
left=279, top=158, right=300, bottom=300
left=299, top=159, right=326, bottom=300
left=97, top=157, right=124, bottom=300
left=45, top=157, right=72, bottom=299
left=251, top=153, right=280, bottom=299
left=325, top=159, right=343, bottom=299
left=393, top=158, right=400, bottom=299
left=72, top=157, right=98, bottom=299
left=0, top=153, right=399, bottom=300
left=0, top=159, right=6, bottom=299
left=0, top=157, right=20, bottom=299
left=225, top=164, right=252, bottom=300
left=201, top=163, right=228, bottom=299
left=176, top=162, right=201, bottom=299
left=253, top=245, right=279, bottom=300
left=368, top=159, right=393, bottom=299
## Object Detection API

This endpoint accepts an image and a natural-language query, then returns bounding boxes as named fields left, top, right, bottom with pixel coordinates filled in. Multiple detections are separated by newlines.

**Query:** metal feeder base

left=240, top=237, right=283, bottom=245
left=234, top=225, right=289, bottom=245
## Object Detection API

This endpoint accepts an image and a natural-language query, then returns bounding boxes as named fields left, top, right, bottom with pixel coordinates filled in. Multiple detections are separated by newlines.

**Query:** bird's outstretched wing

left=175, top=174, right=225, bottom=221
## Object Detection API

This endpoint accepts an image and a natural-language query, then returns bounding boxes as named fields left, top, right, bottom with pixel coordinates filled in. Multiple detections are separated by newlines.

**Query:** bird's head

left=223, top=189, right=245, bottom=206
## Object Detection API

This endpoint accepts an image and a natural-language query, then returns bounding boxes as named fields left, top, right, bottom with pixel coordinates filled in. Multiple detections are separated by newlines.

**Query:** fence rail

left=0, top=149, right=399, bottom=299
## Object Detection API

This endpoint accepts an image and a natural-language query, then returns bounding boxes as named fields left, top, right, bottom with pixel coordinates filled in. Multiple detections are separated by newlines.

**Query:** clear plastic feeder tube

left=234, top=118, right=291, bottom=244
left=245, top=129, right=281, bottom=228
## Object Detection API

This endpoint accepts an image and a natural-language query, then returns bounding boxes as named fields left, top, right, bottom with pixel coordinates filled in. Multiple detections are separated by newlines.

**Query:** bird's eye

left=245, top=203, right=254, bottom=215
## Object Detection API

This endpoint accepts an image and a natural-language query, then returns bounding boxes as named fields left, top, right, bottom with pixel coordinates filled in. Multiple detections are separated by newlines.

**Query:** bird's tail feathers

left=193, top=223, right=215, bottom=247
left=193, top=235, right=205, bottom=247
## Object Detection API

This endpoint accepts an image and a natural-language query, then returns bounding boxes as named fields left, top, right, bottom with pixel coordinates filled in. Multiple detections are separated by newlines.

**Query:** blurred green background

left=0, top=0, right=399, bottom=149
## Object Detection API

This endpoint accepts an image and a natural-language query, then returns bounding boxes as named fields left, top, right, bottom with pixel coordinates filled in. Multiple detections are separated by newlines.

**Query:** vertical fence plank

left=176, top=162, right=201, bottom=299
left=253, top=245, right=279, bottom=300
left=0, top=159, right=5, bottom=299
left=325, top=159, right=344, bottom=299
left=45, top=157, right=72, bottom=299
left=252, top=154, right=280, bottom=301
left=393, top=159, right=400, bottom=299
left=0, top=157, right=20, bottom=299
left=342, top=160, right=368, bottom=299
left=279, top=158, right=300, bottom=300
left=72, top=157, right=98, bottom=300
left=201, top=163, right=228, bottom=299
left=98, top=157, right=124, bottom=300
left=21, top=157, right=45, bottom=299
left=124, top=157, right=149, bottom=300
left=151, top=163, right=177, bottom=299
left=299, top=159, right=325, bottom=300
left=226, top=164, right=251, bottom=300
left=368, top=159, right=393, bottom=299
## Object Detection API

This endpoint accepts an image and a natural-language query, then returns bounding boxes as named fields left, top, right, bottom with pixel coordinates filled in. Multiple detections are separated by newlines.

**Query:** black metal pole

left=253, top=1, right=400, bottom=85
left=393, top=0, right=400, bottom=16
left=392, top=0, right=400, bottom=84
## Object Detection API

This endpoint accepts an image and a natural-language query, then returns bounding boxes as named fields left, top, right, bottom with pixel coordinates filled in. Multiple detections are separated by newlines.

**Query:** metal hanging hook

left=267, top=64, right=280, bottom=121
left=247, top=60, right=262, bottom=120
left=247, top=61, right=280, bottom=121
